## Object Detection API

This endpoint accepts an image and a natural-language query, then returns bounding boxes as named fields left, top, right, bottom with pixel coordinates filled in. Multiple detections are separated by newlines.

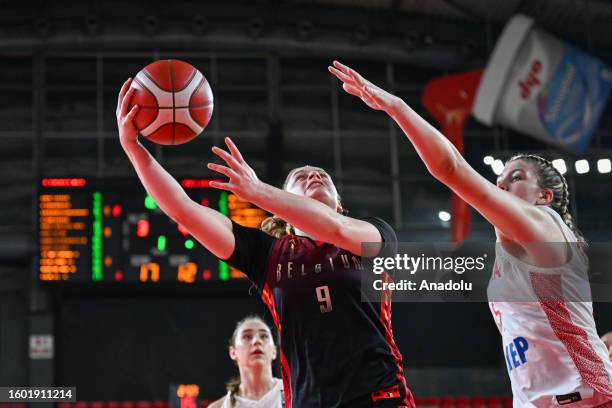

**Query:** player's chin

left=248, top=354, right=270, bottom=365
left=306, top=189, right=334, bottom=206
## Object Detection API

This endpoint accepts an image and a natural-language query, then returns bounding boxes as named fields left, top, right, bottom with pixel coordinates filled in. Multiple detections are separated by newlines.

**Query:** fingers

left=125, top=104, right=139, bottom=123
left=208, top=180, right=233, bottom=191
left=207, top=163, right=237, bottom=179
left=328, top=66, right=353, bottom=84
left=333, top=60, right=365, bottom=86
left=332, top=60, right=351, bottom=74
left=224, top=137, right=245, bottom=163
left=120, top=87, right=136, bottom=118
left=116, top=78, right=132, bottom=114
left=212, top=146, right=241, bottom=169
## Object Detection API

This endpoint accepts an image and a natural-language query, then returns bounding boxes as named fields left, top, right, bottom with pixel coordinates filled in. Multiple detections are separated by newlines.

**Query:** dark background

left=1, top=0, right=611, bottom=401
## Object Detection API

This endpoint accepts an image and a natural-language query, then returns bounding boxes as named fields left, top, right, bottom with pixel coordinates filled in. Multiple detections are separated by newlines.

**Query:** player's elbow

left=170, top=200, right=197, bottom=228
left=429, top=154, right=459, bottom=183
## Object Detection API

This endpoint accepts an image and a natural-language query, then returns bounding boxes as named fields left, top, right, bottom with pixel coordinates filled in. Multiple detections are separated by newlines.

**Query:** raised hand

left=328, top=60, right=401, bottom=114
left=116, top=78, right=140, bottom=146
left=207, top=137, right=262, bottom=201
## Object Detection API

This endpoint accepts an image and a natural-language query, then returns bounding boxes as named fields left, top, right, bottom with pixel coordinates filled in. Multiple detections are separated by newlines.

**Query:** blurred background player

left=208, top=316, right=283, bottom=408
left=329, top=60, right=612, bottom=407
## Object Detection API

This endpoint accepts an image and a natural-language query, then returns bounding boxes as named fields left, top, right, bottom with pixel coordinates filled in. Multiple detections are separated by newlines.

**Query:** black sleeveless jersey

left=227, top=217, right=414, bottom=408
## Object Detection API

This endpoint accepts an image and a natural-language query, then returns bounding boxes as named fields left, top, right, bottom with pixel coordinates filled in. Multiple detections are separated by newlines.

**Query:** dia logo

left=519, top=59, right=542, bottom=99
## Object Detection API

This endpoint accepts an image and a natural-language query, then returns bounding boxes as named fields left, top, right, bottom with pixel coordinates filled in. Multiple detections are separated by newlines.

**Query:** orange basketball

left=129, top=59, right=213, bottom=145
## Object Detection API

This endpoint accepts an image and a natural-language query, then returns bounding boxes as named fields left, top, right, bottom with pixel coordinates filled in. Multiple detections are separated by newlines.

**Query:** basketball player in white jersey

left=329, top=60, right=612, bottom=407
left=208, top=316, right=283, bottom=408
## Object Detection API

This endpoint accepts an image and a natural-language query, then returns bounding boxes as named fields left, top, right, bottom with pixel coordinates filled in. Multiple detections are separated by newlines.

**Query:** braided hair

left=507, top=154, right=584, bottom=242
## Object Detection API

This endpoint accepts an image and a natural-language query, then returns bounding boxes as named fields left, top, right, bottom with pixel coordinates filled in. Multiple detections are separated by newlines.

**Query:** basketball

left=129, top=59, right=213, bottom=145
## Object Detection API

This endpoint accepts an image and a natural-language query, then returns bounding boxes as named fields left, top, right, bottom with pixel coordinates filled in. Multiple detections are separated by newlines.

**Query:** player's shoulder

left=206, top=396, right=226, bottom=408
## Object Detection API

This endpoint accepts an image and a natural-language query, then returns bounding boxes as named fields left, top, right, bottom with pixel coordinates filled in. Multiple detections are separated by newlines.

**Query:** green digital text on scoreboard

left=38, top=178, right=267, bottom=284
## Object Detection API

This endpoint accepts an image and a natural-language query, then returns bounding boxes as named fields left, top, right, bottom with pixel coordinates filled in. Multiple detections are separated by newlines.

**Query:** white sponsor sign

left=29, top=335, right=54, bottom=359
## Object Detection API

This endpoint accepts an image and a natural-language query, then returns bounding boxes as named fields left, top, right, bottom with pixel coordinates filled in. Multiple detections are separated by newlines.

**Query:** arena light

left=551, top=159, right=567, bottom=175
left=483, top=155, right=494, bottom=165
left=597, top=159, right=611, bottom=174
left=492, top=160, right=504, bottom=175
left=438, top=211, right=451, bottom=222
left=575, top=159, right=590, bottom=174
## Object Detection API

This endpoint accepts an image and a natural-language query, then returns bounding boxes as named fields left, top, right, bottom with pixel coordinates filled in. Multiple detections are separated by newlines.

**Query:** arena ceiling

left=0, top=0, right=611, bottom=241
left=1, top=0, right=610, bottom=62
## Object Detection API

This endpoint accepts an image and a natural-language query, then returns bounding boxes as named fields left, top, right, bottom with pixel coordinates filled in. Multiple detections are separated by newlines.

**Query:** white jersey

left=487, top=206, right=612, bottom=408
left=221, top=378, right=283, bottom=408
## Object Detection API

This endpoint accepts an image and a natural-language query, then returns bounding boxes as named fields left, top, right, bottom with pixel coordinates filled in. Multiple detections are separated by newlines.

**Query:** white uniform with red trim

left=488, top=206, right=612, bottom=408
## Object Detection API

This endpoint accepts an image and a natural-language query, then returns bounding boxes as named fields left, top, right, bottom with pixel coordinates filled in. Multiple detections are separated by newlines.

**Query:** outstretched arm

left=329, top=61, right=554, bottom=243
left=207, top=138, right=382, bottom=256
left=117, top=78, right=235, bottom=259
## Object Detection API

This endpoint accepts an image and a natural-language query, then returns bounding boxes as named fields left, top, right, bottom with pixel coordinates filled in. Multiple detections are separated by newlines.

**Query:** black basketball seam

left=190, top=77, right=207, bottom=127
left=142, top=69, right=170, bottom=93
left=175, top=122, right=200, bottom=140
left=135, top=102, right=213, bottom=109
left=175, top=68, right=198, bottom=92
left=169, top=60, right=176, bottom=145
left=132, top=76, right=160, bottom=138
left=141, top=123, right=174, bottom=142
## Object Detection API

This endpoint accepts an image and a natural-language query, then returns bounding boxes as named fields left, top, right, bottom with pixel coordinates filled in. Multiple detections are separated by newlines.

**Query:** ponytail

left=261, top=216, right=294, bottom=238
left=225, top=377, right=241, bottom=407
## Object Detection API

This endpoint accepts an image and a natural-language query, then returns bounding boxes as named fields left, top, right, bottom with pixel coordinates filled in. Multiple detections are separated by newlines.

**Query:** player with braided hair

left=507, top=154, right=584, bottom=242
left=330, top=61, right=612, bottom=407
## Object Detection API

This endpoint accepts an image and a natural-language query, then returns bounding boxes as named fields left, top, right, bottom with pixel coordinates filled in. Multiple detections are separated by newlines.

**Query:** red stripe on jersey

left=530, top=272, right=612, bottom=397
left=262, top=283, right=292, bottom=408
left=378, top=272, right=416, bottom=408
left=262, top=283, right=281, bottom=331
left=371, top=385, right=400, bottom=401
left=280, top=351, right=292, bottom=408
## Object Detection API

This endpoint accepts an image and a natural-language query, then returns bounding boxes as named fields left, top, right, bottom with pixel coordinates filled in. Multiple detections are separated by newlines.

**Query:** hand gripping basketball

left=207, top=137, right=262, bottom=202
left=117, top=78, right=140, bottom=146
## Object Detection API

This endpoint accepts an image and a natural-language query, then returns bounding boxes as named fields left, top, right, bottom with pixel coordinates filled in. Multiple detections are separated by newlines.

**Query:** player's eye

left=511, top=176, right=521, bottom=182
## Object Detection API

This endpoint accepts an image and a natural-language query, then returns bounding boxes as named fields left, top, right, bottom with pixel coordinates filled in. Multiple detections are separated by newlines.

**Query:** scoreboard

left=38, top=178, right=268, bottom=284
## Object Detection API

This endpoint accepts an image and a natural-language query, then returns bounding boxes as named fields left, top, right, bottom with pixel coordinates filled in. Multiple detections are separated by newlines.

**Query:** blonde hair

left=260, top=166, right=345, bottom=238
left=507, top=154, right=584, bottom=242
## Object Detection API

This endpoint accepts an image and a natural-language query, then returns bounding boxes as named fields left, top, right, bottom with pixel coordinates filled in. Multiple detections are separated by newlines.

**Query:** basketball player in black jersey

left=117, top=78, right=414, bottom=408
